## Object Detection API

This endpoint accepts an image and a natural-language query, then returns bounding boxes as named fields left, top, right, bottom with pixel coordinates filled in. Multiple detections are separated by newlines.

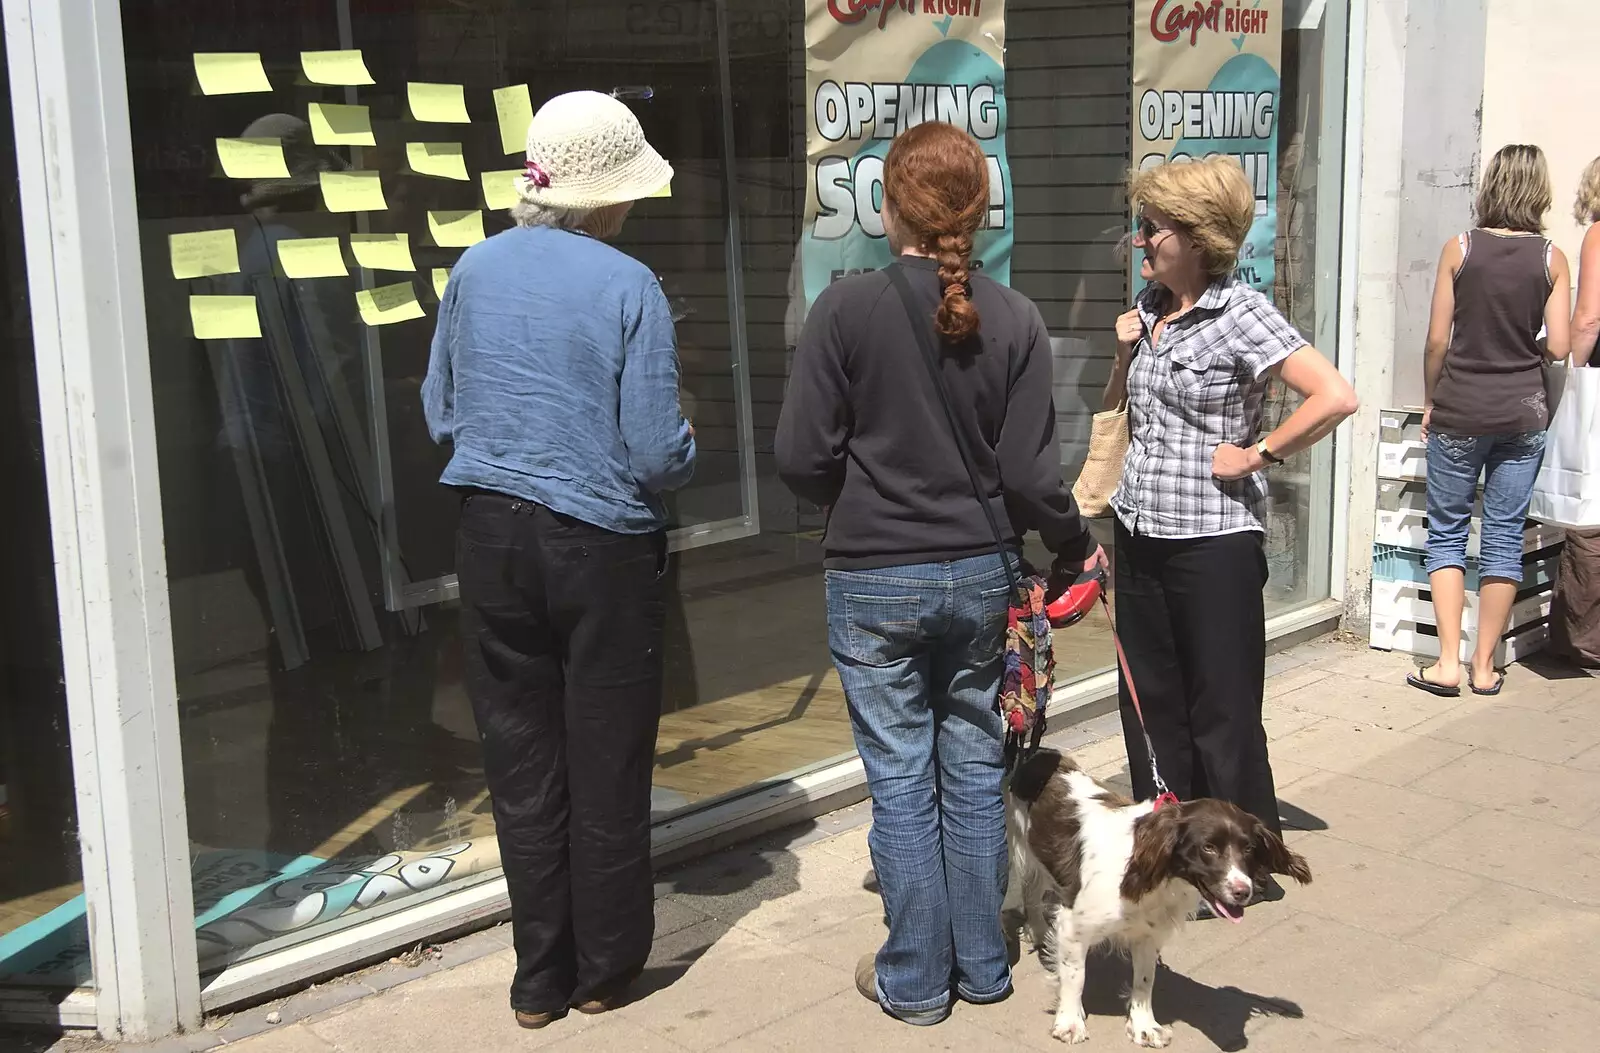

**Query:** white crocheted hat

left=519, top=91, right=672, bottom=210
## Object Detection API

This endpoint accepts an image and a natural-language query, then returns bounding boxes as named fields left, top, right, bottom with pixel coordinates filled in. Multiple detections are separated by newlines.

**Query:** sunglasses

left=1137, top=214, right=1175, bottom=243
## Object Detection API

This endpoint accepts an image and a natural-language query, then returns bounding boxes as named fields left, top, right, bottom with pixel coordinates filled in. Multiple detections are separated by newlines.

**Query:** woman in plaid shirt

left=1102, top=157, right=1357, bottom=913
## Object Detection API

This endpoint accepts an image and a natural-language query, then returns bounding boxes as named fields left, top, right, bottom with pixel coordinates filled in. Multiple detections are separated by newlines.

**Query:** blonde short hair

left=1128, top=156, right=1255, bottom=278
left=1575, top=156, right=1600, bottom=226
left=1475, top=144, right=1552, bottom=233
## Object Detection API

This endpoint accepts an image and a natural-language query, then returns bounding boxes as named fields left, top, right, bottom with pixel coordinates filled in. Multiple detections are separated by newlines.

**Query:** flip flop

left=1406, top=671, right=1461, bottom=697
left=1468, top=669, right=1504, bottom=696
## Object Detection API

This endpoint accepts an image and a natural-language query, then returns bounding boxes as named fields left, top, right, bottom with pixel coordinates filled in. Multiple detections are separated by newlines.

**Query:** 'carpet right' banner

left=1131, top=1, right=1283, bottom=299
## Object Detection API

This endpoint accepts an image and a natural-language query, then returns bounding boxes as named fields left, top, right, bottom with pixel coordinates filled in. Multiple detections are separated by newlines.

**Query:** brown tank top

left=1430, top=229, right=1554, bottom=436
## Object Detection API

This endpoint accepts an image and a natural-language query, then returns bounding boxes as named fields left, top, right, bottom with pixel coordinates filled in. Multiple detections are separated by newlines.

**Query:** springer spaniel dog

left=1004, top=748, right=1311, bottom=1047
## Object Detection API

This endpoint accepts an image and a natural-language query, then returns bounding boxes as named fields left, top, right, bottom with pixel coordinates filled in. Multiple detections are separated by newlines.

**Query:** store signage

left=1131, top=0, right=1283, bottom=297
left=800, top=0, right=1011, bottom=311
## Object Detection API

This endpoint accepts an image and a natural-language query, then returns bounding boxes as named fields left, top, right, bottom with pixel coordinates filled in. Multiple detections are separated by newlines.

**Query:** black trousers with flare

left=1112, top=520, right=1282, bottom=837
left=456, top=491, right=666, bottom=1013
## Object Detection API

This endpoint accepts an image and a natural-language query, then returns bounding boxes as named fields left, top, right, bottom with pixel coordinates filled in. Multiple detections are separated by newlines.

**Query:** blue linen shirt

left=422, top=225, right=695, bottom=533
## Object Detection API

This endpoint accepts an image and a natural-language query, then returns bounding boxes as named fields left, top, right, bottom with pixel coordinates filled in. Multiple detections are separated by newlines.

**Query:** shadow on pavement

left=1278, top=799, right=1328, bottom=832
left=1082, top=950, right=1303, bottom=1052
left=630, top=818, right=824, bottom=1003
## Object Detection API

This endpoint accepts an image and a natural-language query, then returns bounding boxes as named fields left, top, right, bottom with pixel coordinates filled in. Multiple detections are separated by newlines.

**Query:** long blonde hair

left=1475, top=144, right=1552, bottom=233
left=1575, top=156, right=1600, bottom=226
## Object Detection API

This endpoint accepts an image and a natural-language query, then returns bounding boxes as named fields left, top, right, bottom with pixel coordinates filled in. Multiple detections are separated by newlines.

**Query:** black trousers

left=1113, top=521, right=1281, bottom=838
left=456, top=492, right=667, bottom=1013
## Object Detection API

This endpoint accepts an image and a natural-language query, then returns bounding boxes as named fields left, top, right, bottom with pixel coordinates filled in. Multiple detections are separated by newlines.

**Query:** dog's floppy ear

left=1252, top=820, right=1312, bottom=885
left=1121, top=804, right=1181, bottom=900
left=1008, top=748, right=1067, bottom=804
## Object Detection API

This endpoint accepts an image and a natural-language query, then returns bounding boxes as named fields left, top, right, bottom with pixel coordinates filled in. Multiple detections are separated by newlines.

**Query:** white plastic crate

left=1378, top=438, right=1427, bottom=482
left=1373, top=618, right=1550, bottom=664
left=1371, top=543, right=1562, bottom=590
left=1370, top=581, right=1552, bottom=650
left=1371, top=575, right=1552, bottom=615
left=1379, top=408, right=1427, bottom=444
left=1378, top=408, right=1428, bottom=481
left=1373, top=506, right=1566, bottom=556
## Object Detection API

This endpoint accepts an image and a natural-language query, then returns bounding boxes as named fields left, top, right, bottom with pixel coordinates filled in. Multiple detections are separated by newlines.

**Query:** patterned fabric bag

left=1000, top=575, right=1056, bottom=762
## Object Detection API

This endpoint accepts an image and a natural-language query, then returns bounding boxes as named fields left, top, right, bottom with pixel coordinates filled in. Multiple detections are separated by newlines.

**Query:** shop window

left=0, top=37, right=85, bottom=992
left=108, top=0, right=1344, bottom=978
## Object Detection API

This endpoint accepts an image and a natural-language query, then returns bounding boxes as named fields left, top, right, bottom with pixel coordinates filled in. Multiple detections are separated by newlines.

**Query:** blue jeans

left=825, top=553, right=1013, bottom=1025
left=1425, top=430, right=1546, bottom=582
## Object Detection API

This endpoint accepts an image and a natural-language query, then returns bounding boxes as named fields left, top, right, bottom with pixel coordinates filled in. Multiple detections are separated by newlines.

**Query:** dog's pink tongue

left=1211, top=899, right=1245, bottom=925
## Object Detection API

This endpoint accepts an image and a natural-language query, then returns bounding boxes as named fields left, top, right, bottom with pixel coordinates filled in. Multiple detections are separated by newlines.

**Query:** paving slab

left=597, top=926, right=847, bottom=1051
left=1271, top=675, right=1466, bottom=730
left=1407, top=973, right=1600, bottom=1053
left=1268, top=719, right=1473, bottom=787
left=1412, top=746, right=1600, bottom=828
left=1183, top=913, right=1497, bottom=1045
left=1404, top=882, right=1600, bottom=1003
left=1286, top=831, right=1487, bottom=939
left=1408, top=701, right=1600, bottom=765
left=1272, top=769, right=1478, bottom=855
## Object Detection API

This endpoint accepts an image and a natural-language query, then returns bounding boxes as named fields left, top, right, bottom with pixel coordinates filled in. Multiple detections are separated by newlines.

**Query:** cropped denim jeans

left=825, top=553, right=1014, bottom=1025
left=1425, top=430, right=1546, bottom=582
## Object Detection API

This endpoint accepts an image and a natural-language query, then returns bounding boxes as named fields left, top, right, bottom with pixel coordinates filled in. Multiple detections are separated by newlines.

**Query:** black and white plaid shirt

left=1110, top=277, right=1307, bottom=539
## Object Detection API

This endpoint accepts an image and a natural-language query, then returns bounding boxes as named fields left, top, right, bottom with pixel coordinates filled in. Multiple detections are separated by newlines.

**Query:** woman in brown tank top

left=1410, top=145, right=1573, bottom=698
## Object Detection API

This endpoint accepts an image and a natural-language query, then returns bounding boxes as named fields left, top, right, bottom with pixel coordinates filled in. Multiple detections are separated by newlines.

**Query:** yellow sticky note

left=350, top=233, right=415, bottom=272
left=492, top=84, right=534, bottom=155
left=428, top=210, right=485, bottom=248
left=319, top=170, right=387, bottom=213
left=169, top=229, right=240, bottom=279
left=276, top=237, right=348, bottom=278
left=481, top=169, right=522, bottom=210
left=301, top=50, right=374, bottom=86
left=216, top=138, right=289, bottom=179
left=406, top=142, right=468, bottom=181
left=357, top=282, right=426, bottom=326
left=432, top=267, right=451, bottom=300
left=309, top=103, right=375, bottom=147
left=408, top=82, right=470, bottom=124
left=647, top=180, right=672, bottom=199
left=194, top=53, right=271, bottom=95
left=190, top=295, right=261, bottom=339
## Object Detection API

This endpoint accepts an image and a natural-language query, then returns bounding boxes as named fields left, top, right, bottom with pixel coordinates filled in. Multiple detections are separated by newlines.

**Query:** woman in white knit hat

left=422, top=90, right=693, bottom=1030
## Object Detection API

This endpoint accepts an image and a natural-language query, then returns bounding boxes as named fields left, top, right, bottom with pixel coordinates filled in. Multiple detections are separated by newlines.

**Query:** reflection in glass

left=120, top=0, right=784, bottom=971
left=1006, top=2, right=1338, bottom=639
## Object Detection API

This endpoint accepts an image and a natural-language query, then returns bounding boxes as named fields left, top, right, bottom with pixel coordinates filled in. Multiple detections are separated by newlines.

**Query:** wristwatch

left=1256, top=439, right=1283, bottom=466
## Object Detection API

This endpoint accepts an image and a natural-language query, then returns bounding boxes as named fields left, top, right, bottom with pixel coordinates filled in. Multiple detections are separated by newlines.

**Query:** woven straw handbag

left=1071, top=401, right=1129, bottom=518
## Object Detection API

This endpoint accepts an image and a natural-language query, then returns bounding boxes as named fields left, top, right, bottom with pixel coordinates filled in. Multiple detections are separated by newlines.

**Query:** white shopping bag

left=1529, top=365, right=1600, bottom=528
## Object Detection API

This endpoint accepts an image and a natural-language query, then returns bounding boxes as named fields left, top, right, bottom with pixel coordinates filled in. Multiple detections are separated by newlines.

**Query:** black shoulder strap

left=885, top=263, right=1021, bottom=599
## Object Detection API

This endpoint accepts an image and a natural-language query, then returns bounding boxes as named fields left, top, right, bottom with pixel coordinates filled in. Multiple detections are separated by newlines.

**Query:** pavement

left=29, top=636, right=1600, bottom=1052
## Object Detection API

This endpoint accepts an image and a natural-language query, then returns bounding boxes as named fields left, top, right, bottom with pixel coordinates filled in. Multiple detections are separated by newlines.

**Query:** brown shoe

left=855, top=952, right=879, bottom=1004
left=573, top=995, right=621, bottom=1016
left=514, top=1009, right=566, bottom=1029
left=573, top=967, right=643, bottom=1015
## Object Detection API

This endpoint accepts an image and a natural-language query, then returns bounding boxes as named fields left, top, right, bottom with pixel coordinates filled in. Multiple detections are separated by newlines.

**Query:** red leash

left=1098, top=590, right=1181, bottom=811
